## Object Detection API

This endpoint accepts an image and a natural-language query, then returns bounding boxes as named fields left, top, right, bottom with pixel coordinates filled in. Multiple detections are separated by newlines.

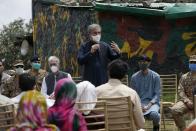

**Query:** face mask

left=21, top=49, right=28, bottom=56
left=91, top=35, right=101, bottom=43
left=189, top=63, right=196, bottom=71
left=50, top=66, right=58, bottom=73
left=139, top=63, right=150, bottom=70
left=15, top=68, right=24, bottom=75
left=32, top=63, right=41, bottom=70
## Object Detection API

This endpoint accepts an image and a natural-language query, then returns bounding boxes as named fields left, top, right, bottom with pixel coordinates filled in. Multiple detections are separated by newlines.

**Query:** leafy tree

left=0, top=18, right=32, bottom=69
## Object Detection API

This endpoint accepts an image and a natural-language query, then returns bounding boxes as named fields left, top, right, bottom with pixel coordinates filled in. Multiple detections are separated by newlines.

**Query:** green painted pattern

left=33, top=0, right=96, bottom=76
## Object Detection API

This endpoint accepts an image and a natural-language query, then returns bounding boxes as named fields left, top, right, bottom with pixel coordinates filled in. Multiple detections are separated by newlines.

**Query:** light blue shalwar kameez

left=130, top=69, right=161, bottom=126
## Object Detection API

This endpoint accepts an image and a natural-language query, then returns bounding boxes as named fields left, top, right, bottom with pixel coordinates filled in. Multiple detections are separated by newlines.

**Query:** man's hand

left=142, top=102, right=153, bottom=113
left=184, top=100, right=193, bottom=109
left=110, top=41, right=121, bottom=54
left=91, top=44, right=100, bottom=53
left=186, top=101, right=193, bottom=109
left=142, top=106, right=147, bottom=113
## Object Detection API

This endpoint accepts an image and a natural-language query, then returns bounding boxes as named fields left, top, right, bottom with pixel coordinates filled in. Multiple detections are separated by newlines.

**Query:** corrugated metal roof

left=95, top=2, right=196, bottom=19
left=36, top=0, right=196, bottom=19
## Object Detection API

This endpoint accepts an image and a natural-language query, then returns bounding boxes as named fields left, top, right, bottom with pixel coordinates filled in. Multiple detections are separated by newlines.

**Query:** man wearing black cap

left=130, top=55, right=161, bottom=131
left=27, top=56, right=47, bottom=91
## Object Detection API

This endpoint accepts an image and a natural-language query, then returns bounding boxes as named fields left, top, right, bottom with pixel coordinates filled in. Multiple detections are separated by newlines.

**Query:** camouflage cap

left=189, top=55, right=196, bottom=62
left=13, top=59, right=24, bottom=67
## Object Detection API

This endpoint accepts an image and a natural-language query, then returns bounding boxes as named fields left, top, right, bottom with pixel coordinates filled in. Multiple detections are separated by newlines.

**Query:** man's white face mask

left=91, top=34, right=101, bottom=43
left=21, top=49, right=28, bottom=56
left=50, top=65, right=58, bottom=73
left=15, top=68, right=24, bottom=75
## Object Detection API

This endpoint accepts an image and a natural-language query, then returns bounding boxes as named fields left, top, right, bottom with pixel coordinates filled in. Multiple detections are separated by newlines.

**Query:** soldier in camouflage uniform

left=0, top=60, right=11, bottom=94
left=170, top=55, right=196, bottom=131
left=27, top=56, right=47, bottom=91
left=2, top=60, right=25, bottom=97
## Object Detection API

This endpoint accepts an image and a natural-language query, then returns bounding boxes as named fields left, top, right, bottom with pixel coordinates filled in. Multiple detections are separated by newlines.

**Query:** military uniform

left=0, top=72, right=11, bottom=94
left=170, top=56, right=196, bottom=131
left=27, top=69, right=47, bottom=91
left=2, top=60, right=24, bottom=98
left=2, top=75, right=20, bottom=98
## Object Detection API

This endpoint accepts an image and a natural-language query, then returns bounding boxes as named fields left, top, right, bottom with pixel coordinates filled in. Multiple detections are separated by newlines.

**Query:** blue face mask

left=189, top=63, right=196, bottom=71
left=32, top=63, right=41, bottom=70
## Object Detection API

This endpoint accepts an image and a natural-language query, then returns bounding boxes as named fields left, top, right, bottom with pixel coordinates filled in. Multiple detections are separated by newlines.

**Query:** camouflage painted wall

left=98, top=12, right=196, bottom=75
left=33, top=1, right=196, bottom=77
left=33, top=0, right=96, bottom=76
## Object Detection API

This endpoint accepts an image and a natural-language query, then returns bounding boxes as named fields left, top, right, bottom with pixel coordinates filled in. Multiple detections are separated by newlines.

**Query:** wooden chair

left=145, top=74, right=178, bottom=131
left=76, top=101, right=108, bottom=131
left=0, top=104, right=15, bottom=130
left=98, top=96, right=135, bottom=131
left=160, top=74, right=178, bottom=131
left=72, top=76, right=83, bottom=83
left=194, top=95, right=196, bottom=118
left=160, top=74, right=178, bottom=106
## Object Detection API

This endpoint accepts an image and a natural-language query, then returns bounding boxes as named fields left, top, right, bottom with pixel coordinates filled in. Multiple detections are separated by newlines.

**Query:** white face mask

left=91, top=35, right=101, bottom=43
left=15, top=68, right=24, bottom=75
left=50, top=66, right=58, bottom=73
left=21, top=49, right=28, bottom=56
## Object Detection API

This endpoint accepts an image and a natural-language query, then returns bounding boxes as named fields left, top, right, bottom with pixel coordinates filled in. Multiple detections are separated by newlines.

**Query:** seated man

left=76, top=81, right=97, bottom=115
left=2, top=60, right=25, bottom=97
left=130, top=55, right=161, bottom=131
left=27, top=56, right=48, bottom=91
left=0, top=59, right=11, bottom=94
left=41, top=56, right=72, bottom=98
left=96, top=59, right=145, bottom=130
left=170, top=55, right=196, bottom=131
left=11, top=73, right=54, bottom=108
left=11, top=73, right=36, bottom=104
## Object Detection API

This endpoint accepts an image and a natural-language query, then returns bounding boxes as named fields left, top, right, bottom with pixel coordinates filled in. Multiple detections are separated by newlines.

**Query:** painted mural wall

left=33, top=0, right=196, bottom=77
left=33, top=0, right=96, bottom=76
left=98, top=12, right=196, bottom=76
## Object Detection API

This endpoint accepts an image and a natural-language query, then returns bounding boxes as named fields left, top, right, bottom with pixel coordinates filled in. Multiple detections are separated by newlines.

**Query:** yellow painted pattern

left=33, top=18, right=38, bottom=42
left=51, top=5, right=58, bottom=15
left=121, top=41, right=131, bottom=58
left=120, top=37, right=154, bottom=59
left=182, top=32, right=196, bottom=56
left=185, top=41, right=196, bottom=56
left=182, top=32, right=196, bottom=40
left=62, top=11, right=69, bottom=21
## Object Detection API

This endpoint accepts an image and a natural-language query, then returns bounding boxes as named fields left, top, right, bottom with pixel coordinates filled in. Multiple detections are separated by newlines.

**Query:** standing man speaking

left=77, top=24, right=121, bottom=86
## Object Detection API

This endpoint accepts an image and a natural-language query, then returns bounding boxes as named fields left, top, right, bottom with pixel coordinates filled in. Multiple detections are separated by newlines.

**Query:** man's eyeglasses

left=15, top=65, right=24, bottom=68
left=50, top=63, right=57, bottom=66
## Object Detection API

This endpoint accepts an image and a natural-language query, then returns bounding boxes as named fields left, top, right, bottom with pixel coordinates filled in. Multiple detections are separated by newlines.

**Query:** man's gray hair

left=87, top=24, right=101, bottom=34
left=48, top=56, right=60, bottom=64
